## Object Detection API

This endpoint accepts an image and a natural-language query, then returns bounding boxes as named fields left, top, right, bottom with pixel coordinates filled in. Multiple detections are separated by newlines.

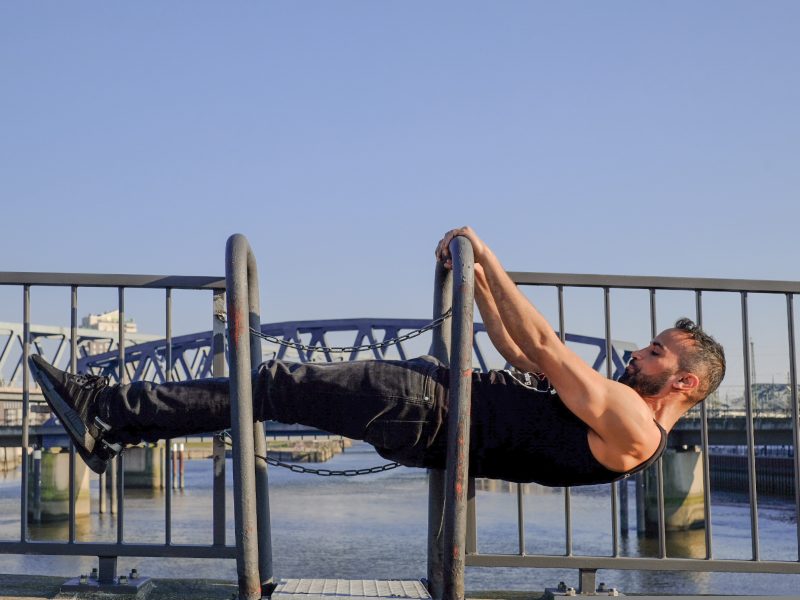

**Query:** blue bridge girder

left=72, top=318, right=635, bottom=383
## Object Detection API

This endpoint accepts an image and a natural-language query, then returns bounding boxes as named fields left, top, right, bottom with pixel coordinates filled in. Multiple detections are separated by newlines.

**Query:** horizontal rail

left=0, top=272, right=225, bottom=290
left=467, top=553, right=800, bottom=574
left=0, top=541, right=236, bottom=559
left=509, top=271, right=800, bottom=294
left=6, top=270, right=799, bottom=294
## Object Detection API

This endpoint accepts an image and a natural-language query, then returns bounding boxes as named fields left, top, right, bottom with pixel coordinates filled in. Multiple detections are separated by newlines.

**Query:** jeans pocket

left=364, top=420, right=427, bottom=451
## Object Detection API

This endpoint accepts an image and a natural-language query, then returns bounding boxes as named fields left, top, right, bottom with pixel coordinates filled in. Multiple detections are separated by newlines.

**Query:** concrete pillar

left=644, top=446, right=706, bottom=532
left=123, top=444, right=164, bottom=489
left=27, top=448, right=90, bottom=522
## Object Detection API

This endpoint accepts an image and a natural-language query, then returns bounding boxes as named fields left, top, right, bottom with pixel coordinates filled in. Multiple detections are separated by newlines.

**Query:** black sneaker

left=29, top=355, right=122, bottom=474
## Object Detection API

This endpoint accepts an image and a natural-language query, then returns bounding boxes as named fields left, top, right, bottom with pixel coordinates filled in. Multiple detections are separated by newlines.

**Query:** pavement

left=0, top=576, right=557, bottom=600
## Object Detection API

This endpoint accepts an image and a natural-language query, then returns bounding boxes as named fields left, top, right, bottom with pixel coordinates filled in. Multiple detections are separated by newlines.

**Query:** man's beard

left=618, top=364, right=673, bottom=397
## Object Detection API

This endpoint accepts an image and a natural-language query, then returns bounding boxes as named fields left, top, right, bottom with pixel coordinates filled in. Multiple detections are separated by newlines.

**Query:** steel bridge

left=0, top=319, right=635, bottom=387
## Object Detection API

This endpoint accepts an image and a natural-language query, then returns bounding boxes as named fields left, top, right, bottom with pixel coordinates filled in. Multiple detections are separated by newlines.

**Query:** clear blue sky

left=1, top=2, right=799, bottom=382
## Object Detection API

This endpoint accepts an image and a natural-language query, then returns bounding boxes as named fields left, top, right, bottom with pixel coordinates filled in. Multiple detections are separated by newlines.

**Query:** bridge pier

left=28, top=448, right=90, bottom=523
left=641, top=446, right=705, bottom=533
left=1, top=446, right=21, bottom=472
left=123, top=444, right=164, bottom=489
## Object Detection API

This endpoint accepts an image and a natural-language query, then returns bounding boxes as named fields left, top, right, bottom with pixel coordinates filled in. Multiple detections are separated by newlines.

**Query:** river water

left=0, top=443, right=798, bottom=596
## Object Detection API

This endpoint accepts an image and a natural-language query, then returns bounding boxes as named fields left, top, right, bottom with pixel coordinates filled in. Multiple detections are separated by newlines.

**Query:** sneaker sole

left=29, top=359, right=109, bottom=475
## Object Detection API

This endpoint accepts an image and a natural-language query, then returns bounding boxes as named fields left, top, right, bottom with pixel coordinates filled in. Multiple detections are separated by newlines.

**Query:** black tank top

left=467, top=370, right=668, bottom=486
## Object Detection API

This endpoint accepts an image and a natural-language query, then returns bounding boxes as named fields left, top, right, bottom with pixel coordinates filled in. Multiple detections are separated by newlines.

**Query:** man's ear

left=673, top=372, right=700, bottom=393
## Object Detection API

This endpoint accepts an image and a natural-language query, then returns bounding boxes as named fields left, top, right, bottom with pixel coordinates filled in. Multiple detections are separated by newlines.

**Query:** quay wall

left=710, top=453, right=796, bottom=497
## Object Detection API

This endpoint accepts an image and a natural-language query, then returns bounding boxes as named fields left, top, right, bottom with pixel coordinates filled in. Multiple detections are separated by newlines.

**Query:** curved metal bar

left=442, top=237, right=475, bottom=600
left=427, top=261, right=452, bottom=599
left=225, top=234, right=269, bottom=600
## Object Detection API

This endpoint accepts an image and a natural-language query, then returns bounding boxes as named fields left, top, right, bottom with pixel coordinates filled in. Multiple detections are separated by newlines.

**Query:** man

left=30, top=227, right=725, bottom=486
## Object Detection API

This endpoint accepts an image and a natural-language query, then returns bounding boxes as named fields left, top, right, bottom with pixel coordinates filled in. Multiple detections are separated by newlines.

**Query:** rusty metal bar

left=226, top=233, right=267, bottom=600
left=740, top=292, right=760, bottom=560
left=427, top=261, right=452, bottom=599
left=442, top=237, right=475, bottom=600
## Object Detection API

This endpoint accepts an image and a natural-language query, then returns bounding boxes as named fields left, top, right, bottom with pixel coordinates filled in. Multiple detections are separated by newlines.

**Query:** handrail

left=0, top=267, right=235, bottom=584
left=464, top=270, right=800, bottom=590
left=441, top=238, right=475, bottom=600
left=225, top=234, right=272, bottom=599
left=0, top=272, right=225, bottom=289
left=508, top=271, right=800, bottom=293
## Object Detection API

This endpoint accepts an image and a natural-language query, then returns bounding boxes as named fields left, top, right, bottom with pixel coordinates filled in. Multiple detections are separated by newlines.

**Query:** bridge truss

left=1, top=318, right=634, bottom=387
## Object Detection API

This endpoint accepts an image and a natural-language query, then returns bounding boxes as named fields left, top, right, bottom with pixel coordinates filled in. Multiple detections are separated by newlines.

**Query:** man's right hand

left=435, top=226, right=486, bottom=268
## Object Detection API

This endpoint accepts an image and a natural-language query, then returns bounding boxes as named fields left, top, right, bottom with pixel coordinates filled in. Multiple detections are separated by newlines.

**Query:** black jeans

left=99, top=356, right=450, bottom=469
left=95, top=357, right=612, bottom=486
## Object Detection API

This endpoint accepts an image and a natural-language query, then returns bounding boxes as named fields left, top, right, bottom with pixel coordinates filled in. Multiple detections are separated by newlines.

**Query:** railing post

left=226, top=233, right=272, bottom=599
left=442, top=237, right=475, bottom=600
left=427, top=262, right=452, bottom=599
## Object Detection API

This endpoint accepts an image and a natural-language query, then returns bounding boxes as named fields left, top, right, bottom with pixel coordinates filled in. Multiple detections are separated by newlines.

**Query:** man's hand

left=435, top=226, right=486, bottom=268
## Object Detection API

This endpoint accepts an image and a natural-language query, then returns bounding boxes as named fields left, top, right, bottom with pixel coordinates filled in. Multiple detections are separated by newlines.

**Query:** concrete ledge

left=0, top=573, right=237, bottom=600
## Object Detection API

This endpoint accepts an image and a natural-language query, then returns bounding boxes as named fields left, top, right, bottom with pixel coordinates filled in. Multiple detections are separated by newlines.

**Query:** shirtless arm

left=436, top=227, right=658, bottom=469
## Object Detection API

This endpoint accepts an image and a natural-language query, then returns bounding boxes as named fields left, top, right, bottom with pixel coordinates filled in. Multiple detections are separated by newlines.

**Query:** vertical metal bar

left=604, top=288, right=620, bottom=557
left=164, top=288, right=173, bottom=545
left=248, top=267, right=272, bottom=590
left=117, top=287, right=126, bottom=543
left=696, top=291, right=713, bottom=559
left=99, top=470, right=105, bottom=514
left=558, top=285, right=573, bottom=557
left=579, top=569, right=597, bottom=595
left=787, top=293, right=800, bottom=560
left=650, top=289, right=667, bottom=558
left=20, top=285, right=30, bottom=541
left=226, top=234, right=264, bottom=600
left=517, top=483, right=525, bottom=555
left=69, top=286, right=78, bottom=543
left=466, top=478, right=477, bottom=555
left=427, top=262, right=452, bottom=599
left=740, top=292, right=760, bottom=560
left=212, top=290, right=227, bottom=546
left=620, top=475, right=628, bottom=537
left=442, top=236, right=475, bottom=600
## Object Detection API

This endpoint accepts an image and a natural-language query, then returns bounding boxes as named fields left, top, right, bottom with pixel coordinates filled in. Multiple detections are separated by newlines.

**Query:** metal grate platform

left=272, top=579, right=431, bottom=600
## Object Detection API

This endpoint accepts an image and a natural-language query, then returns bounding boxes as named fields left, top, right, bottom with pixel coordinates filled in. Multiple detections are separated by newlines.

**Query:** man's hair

left=673, top=318, right=726, bottom=404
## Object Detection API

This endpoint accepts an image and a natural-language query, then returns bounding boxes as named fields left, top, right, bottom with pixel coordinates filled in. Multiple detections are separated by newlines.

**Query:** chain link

left=214, top=309, right=452, bottom=354
left=219, top=431, right=401, bottom=477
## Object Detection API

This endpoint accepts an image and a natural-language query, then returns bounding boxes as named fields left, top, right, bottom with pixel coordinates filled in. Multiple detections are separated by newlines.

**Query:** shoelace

left=73, top=374, right=110, bottom=390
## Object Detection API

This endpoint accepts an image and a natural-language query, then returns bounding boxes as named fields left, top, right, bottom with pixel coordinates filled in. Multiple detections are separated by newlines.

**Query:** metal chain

left=219, top=431, right=401, bottom=477
left=214, top=309, right=452, bottom=354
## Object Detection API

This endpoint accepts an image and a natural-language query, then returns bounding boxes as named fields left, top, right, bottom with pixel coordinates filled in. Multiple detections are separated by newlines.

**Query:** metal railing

left=462, top=271, right=800, bottom=593
left=0, top=271, right=234, bottom=584
left=3, top=256, right=800, bottom=597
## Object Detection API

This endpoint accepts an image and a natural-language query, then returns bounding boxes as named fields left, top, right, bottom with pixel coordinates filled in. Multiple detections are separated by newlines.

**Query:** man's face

left=618, top=329, right=693, bottom=397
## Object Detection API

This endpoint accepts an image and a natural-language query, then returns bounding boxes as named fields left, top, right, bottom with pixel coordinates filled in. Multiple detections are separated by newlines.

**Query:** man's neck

left=643, top=394, right=687, bottom=432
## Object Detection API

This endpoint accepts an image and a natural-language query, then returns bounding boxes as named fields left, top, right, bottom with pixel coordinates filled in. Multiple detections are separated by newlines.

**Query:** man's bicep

left=536, top=344, right=622, bottom=423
